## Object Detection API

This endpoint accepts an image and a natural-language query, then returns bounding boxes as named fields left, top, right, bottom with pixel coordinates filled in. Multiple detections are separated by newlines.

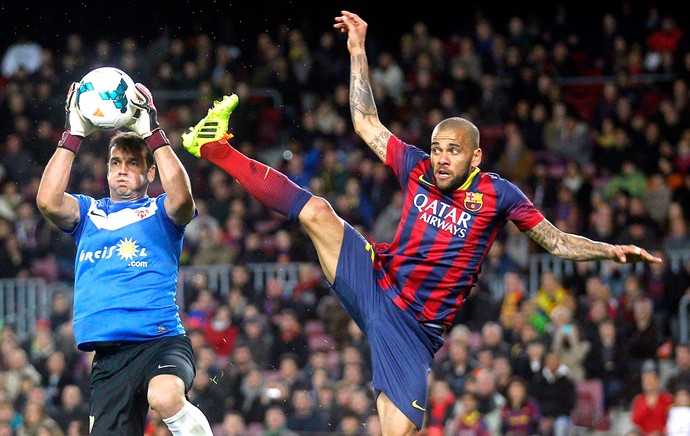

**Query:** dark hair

left=108, top=131, right=154, bottom=168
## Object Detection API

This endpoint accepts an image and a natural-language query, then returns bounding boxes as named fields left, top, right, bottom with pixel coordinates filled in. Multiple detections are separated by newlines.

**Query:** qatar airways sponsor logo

left=413, top=194, right=472, bottom=238
left=78, top=237, right=149, bottom=267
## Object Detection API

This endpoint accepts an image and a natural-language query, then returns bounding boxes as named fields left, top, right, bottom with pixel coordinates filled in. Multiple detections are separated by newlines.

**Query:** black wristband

left=57, top=131, right=83, bottom=154
left=145, top=129, right=171, bottom=153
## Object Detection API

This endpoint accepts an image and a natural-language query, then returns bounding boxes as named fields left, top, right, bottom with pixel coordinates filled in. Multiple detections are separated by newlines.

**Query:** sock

left=201, top=139, right=312, bottom=219
left=162, top=401, right=213, bottom=436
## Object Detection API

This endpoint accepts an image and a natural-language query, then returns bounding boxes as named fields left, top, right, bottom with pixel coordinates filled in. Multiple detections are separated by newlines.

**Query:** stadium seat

left=570, top=379, right=609, bottom=431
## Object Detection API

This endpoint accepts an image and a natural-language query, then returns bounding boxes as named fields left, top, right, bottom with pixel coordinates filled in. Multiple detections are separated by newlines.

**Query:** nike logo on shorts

left=158, top=364, right=176, bottom=369
left=412, top=400, right=426, bottom=411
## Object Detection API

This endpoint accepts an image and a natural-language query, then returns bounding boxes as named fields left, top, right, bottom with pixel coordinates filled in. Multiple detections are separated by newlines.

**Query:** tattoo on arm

left=525, top=219, right=613, bottom=261
left=350, top=54, right=389, bottom=160
left=368, top=131, right=391, bottom=161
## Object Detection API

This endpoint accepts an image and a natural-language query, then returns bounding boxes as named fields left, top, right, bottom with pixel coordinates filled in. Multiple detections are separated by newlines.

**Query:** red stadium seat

left=570, top=379, right=609, bottom=430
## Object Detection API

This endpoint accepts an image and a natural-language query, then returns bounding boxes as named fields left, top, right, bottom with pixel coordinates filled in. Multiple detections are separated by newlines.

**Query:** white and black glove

left=57, top=82, right=96, bottom=153
left=126, top=83, right=170, bottom=152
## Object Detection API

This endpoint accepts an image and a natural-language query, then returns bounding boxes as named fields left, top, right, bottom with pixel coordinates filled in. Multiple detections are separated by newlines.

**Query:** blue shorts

left=331, top=223, right=445, bottom=429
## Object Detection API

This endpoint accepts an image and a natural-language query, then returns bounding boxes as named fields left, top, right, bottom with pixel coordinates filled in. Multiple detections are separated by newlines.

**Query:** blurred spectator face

left=675, top=344, right=690, bottom=370
left=221, top=412, right=246, bottom=436
left=448, top=340, right=469, bottom=364
left=0, top=399, right=14, bottom=425
left=265, top=279, right=284, bottom=299
left=460, top=391, right=480, bottom=412
left=641, top=370, right=660, bottom=393
left=22, top=401, right=44, bottom=427
left=342, top=363, right=364, bottom=386
left=349, top=388, right=372, bottom=416
left=475, top=369, right=496, bottom=396
left=481, top=322, right=503, bottom=346
left=545, top=352, right=561, bottom=373
left=539, top=271, right=560, bottom=293
left=279, top=355, right=299, bottom=379
left=430, top=379, right=453, bottom=401
left=492, top=356, right=512, bottom=380
left=265, top=406, right=287, bottom=430
left=633, top=298, right=654, bottom=325
left=675, top=389, right=690, bottom=407
left=598, top=320, right=616, bottom=344
left=589, top=299, right=609, bottom=323
left=292, top=389, right=314, bottom=414
left=507, top=378, right=527, bottom=405
left=46, top=351, right=65, bottom=374
left=520, top=324, right=538, bottom=344
left=340, top=414, right=360, bottom=434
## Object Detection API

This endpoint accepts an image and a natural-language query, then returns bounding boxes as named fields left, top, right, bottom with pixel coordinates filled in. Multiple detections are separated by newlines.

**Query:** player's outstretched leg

left=182, top=95, right=311, bottom=220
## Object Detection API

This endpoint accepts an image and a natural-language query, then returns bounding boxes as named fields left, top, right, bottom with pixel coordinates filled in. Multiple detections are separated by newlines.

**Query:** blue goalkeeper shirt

left=67, top=194, right=188, bottom=351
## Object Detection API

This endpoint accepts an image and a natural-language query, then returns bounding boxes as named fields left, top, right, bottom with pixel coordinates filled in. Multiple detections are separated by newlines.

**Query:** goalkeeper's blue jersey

left=67, top=194, right=188, bottom=351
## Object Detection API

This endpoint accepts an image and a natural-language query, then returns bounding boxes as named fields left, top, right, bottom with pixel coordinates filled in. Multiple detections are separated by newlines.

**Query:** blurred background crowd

left=2, top=1, right=690, bottom=434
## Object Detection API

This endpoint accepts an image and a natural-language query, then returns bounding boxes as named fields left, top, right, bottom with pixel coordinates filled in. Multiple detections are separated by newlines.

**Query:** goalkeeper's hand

left=126, top=83, right=170, bottom=152
left=58, top=82, right=95, bottom=153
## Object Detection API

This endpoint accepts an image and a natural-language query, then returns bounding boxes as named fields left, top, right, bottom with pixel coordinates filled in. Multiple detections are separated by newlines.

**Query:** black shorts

left=89, top=335, right=196, bottom=435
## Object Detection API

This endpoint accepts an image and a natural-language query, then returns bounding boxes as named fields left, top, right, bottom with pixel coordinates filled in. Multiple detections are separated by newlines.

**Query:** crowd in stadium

left=2, top=2, right=690, bottom=435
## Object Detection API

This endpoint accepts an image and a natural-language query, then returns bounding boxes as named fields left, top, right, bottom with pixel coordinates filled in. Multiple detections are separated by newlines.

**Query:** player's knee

left=300, top=196, right=336, bottom=226
left=147, top=375, right=186, bottom=418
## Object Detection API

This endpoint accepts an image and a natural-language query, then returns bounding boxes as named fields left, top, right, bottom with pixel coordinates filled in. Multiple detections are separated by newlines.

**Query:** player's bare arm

left=525, top=218, right=663, bottom=264
left=156, top=147, right=195, bottom=227
left=36, top=148, right=81, bottom=230
left=336, top=10, right=391, bottom=163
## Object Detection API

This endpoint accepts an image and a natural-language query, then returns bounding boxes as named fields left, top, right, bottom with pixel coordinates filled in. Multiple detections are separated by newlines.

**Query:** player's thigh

left=299, top=196, right=345, bottom=281
left=376, top=392, right=418, bottom=436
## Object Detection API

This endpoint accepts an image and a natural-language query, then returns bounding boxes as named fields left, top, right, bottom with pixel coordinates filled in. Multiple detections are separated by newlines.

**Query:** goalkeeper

left=36, top=82, right=213, bottom=435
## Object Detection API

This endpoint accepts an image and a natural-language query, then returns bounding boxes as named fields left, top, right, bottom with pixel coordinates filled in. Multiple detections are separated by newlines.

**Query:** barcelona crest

left=464, top=192, right=483, bottom=212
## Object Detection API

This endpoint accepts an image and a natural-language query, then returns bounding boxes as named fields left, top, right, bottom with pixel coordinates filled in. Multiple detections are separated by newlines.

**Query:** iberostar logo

left=78, top=237, right=149, bottom=267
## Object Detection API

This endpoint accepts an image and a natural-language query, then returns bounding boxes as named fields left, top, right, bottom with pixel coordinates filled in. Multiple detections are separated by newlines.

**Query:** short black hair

left=108, top=131, right=154, bottom=168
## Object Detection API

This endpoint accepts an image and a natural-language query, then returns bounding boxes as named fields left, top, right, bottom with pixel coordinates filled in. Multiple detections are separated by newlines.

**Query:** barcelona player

left=181, top=11, right=661, bottom=435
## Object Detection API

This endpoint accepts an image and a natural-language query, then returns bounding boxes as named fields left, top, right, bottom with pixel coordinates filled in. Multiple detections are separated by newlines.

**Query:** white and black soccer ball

left=76, top=66, right=137, bottom=129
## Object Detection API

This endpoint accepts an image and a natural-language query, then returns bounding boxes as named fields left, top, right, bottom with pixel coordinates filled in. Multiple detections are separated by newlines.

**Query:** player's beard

left=436, top=165, right=473, bottom=191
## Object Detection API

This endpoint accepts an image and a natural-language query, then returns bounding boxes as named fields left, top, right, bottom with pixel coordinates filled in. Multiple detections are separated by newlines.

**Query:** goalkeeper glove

left=57, top=82, right=96, bottom=154
left=126, top=83, right=170, bottom=153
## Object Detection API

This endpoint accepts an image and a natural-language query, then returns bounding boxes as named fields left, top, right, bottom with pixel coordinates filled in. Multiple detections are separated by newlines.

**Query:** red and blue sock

left=200, top=139, right=312, bottom=220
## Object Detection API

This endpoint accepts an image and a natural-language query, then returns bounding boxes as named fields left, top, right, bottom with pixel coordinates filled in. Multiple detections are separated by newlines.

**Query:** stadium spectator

left=529, top=351, right=577, bottom=436
left=445, top=390, right=490, bottom=436
left=664, top=342, right=690, bottom=395
left=500, top=376, right=541, bottom=436
left=666, top=387, right=690, bottom=436
left=630, top=362, right=674, bottom=435
left=584, top=318, right=629, bottom=409
left=285, top=386, right=329, bottom=434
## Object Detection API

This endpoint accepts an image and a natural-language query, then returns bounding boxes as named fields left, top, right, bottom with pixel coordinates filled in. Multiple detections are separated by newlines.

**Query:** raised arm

left=525, top=218, right=662, bottom=263
left=127, top=83, right=195, bottom=226
left=36, top=82, right=93, bottom=231
left=335, top=10, right=392, bottom=163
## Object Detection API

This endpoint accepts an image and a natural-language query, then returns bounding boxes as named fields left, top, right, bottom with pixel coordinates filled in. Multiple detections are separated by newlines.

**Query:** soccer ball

left=76, top=67, right=137, bottom=129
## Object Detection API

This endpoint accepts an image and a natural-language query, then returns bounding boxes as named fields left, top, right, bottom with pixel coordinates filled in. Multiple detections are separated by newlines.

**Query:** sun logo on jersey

left=464, top=192, right=484, bottom=212
left=116, top=237, right=140, bottom=260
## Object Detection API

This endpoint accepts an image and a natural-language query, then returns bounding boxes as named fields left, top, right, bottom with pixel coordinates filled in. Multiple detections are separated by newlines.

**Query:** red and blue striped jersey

left=372, top=134, right=544, bottom=326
